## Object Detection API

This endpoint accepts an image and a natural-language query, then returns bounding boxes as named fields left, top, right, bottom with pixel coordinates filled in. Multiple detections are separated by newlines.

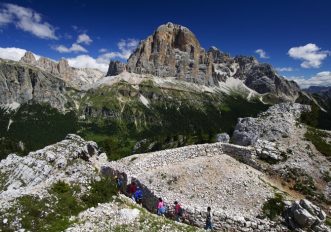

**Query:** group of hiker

left=115, top=175, right=214, bottom=230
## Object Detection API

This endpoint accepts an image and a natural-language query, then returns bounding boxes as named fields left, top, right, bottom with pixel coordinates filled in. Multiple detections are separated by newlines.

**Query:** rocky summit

left=125, top=22, right=300, bottom=101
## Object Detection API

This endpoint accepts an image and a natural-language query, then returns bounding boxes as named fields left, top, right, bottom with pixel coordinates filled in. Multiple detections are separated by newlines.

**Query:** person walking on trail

left=133, top=186, right=143, bottom=204
left=115, top=175, right=123, bottom=194
left=174, top=201, right=183, bottom=222
left=127, top=181, right=137, bottom=199
left=205, top=206, right=213, bottom=230
left=157, top=198, right=166, bottom=216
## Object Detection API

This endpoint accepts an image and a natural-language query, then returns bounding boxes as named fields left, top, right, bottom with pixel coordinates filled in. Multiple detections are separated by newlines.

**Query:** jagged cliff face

left=20, top=51, right=105, bottom=90
left=0, top=59, right=74, bottom=111
left=125, top=22, right=300, bottom=101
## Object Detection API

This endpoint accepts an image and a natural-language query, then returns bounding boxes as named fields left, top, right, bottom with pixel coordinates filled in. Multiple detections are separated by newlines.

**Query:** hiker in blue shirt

left=133, top=186, right=143, bottom=204
left=115, top=175, right=123, bottom=194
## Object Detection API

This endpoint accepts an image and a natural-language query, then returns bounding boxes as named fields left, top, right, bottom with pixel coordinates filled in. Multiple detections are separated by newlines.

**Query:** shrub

left=81, top=177, right=117, bottom=208
left=305, top=127, right=331, bottom=157
left=262, top=193, right=285, bottom=220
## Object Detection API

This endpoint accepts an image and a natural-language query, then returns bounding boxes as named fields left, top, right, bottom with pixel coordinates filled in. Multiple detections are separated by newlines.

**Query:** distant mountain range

left=0, top=22, right=329, bottom=158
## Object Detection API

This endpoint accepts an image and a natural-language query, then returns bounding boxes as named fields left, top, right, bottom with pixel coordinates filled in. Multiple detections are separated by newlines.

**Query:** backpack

left=116, top=179, right=123, bottom=188
left=178, top=207, right=184, bottom=217
left=135, top=190, right=143, bottom=200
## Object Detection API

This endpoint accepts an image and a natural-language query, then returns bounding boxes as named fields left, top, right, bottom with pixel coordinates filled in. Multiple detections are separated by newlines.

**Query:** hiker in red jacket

left=174, top=201, right=183, bottom=222
left=127, top=181, right=137, bottom=199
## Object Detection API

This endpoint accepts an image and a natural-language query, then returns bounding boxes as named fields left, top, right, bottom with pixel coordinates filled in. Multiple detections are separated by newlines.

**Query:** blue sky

left=0, top=0, right=330, bottom=87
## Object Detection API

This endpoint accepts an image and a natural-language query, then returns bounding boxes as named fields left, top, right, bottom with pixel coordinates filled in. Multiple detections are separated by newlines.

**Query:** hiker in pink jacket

left=157, top=198, right=166, bottom=215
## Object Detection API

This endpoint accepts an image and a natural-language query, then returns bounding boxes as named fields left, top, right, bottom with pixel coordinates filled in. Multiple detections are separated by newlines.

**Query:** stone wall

left=101, top=142, right=286, bottom=231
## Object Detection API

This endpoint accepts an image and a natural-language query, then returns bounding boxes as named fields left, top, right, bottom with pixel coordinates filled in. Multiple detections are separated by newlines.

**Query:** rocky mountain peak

left=125, top=23, right=300, bottom=101
left=20, top=51, right=36, bottom=64
left=127, top=22, right=209, bottom=83
left=58, top=58, right=70, bottom=74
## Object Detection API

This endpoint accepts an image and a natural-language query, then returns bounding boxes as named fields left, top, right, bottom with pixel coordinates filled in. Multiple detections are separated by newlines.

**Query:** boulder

left=216, top=133, right=230, bottom=143
left=285, top=199, right=328, bottom=231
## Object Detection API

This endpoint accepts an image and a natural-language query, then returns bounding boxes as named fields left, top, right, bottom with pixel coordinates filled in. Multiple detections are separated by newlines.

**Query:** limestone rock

left=0, top=58, right=72, bottom=111
left=126, top=22, right=300, bottom=101
left=20, top=51, right=36, bottom=64
left=285, top=199, right=329, bottom=231
left=232, top=103, right=311, bottom=146
left=0, top=134, right=104, bottom=209
left=19, top=51, right=104, bottom=91
left=216, top=133, right=230, bottom=143
left=107, top=60, right=126, bottom=76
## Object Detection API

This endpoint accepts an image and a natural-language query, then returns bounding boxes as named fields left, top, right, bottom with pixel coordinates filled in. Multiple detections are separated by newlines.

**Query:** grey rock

left=20, top=51, right=36, bottom=64
left=107, top=60, right=126, bottom=76
left=232, top=103, right=310, bottom=146
left=0, top=58, right=72, bottom=111
left=216, top=133, right=230, bottom=143
left=285, top=199, right=328, bottom=231
left=126, top=22, right=300, bottom=101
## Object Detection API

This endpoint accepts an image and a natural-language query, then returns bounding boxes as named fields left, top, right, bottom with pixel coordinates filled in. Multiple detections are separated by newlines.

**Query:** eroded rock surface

left=126, top=22, right=300, bottom=101
left=232, top=103, right=310, bottom=145
left=0, top=134, right=106, bottom=210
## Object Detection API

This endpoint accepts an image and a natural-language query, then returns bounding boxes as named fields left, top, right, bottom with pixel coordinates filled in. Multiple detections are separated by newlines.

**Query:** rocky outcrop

left=21, top=52, right=72, bottom=77
left=232, top=103, right=310, bottom=146
left=0, top=134, right=106, bottom=209
left=244, top=63, right=300, bottom=99
left=20, top=51, right=36, bottom=64
left=285, top=199, right=329, bottom=231
left=126, top=22, right=300, bottom=101
left=20, top=51, right=104, bottom=90
left=0, top=59, right=73, bottom=111
left=106, top=60, right=126, bottom=76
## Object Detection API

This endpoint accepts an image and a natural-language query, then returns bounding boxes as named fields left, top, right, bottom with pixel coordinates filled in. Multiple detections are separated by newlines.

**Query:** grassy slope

left=0, top=104, right=78, bottom=160
left=0, top=80, right=268, bottom=161
left=78, top=80, right=268, bottom=160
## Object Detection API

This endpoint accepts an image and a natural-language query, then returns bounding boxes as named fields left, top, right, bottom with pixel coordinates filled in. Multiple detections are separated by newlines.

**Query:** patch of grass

left=322, top=171, right=331, bottom=182
left=262, top=193, right=285, bottom=220
left=2, top=178, right=118, bottom=232
left=305, top=127, right=331, bottom=157
left=81, top=177, right=117, bottom=208
left=326, top=217, right=331, bottom=227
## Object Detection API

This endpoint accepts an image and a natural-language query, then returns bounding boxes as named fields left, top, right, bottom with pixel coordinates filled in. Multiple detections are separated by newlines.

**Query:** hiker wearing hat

left=174, top=201, right=184, bottom=222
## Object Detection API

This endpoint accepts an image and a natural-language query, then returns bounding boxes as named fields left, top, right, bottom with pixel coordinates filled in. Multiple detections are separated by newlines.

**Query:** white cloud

left=286, top=71, right=331, bottom=88
left=65, top=39, right=139, bottom=72
left=276, top=67, right=294, bottom=72
left=0, top=3, right=57, bottom=39
left=99, top=48, right=108, bottom=53
left=0, top=47, right=39, bottom=61
left=54, top=43, right=87, bottom=53
left=67, top=55, right=108, bottom=72
left=288, top=43, right=329, bottom=68
left=77, top=33, right=92, bottom=45
left=0, top=9, right=12, bottom=25
left=255, top=49, right=269, bottom=59
left=97, top=38, right=139, bottom=62
left=53, top=34, right=93, bottom=54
